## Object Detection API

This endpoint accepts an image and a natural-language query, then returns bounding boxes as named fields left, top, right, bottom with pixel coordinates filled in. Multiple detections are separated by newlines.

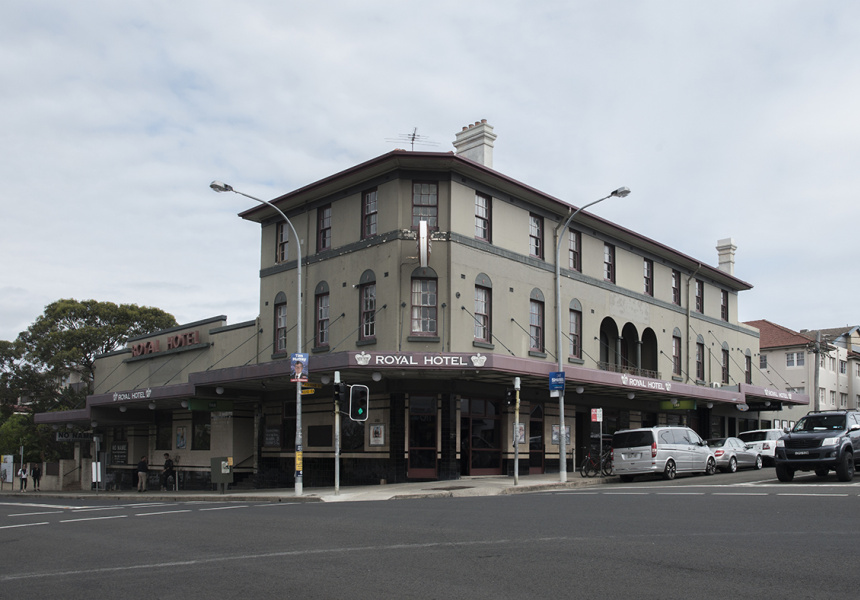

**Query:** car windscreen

left=707, top=439, right=726, bottom=447
left=793, top=415, right=846, bottom=432
left=612, top=430, right=653, bottom=449
left=738, top=431, right=767, bottom=442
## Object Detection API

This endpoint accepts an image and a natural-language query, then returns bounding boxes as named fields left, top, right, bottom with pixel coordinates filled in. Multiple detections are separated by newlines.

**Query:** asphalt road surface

left=2, top=469, right=859, bottom=599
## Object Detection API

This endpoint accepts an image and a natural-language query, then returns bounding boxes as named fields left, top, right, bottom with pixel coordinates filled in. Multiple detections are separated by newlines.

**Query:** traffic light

left=505, top=388, right=515, bottom=406
left=333, top=382, right=347, bottom=404
left=349, top=385, right=370, bottom=421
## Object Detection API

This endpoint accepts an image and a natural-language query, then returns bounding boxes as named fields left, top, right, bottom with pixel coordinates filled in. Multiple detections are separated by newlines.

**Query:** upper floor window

left=745, top=354, right=752, bottom=384
left=475, top=193, right=491, bottom=242
left=604, top=244, right=616, bottom=283
left=568, top=229, right=581, bottom=272
left=672, top=334, right=682, bottom=376
left=721, top=347, right=730, bottom=384
left=276, top=222, right=289, bottom=263
left=360, top=283, right=376, bottom=341
left=412, top=182, right=438, bottom=229
left=411, top=276, right=437, bottom=335
left=274, top=293, right=288, bottom=354
left=317, top=205, right=332, bottom=252
left=696, top=339, right=705, bottom=381
left=786, top=351, right=805, bottom=367
left=760, top=354, right=768, bottom=369
left=529, top=214, right=543, bottom=259
left=643, top=258, right=654, bottom=296
left=569, top=303, right=582, bottom=359
left=314, top=282, right=330, bottom=348
left=362, top=188, right=378, bottom=239
left=695, top=279, right=704, bottom=313
left=474, top=285, right=491, bottom=343
left=720, top=290, right=729, bottom=321
left=530, top=299, right=544, bottom=352
left=672, top=269, right=681, bottom=305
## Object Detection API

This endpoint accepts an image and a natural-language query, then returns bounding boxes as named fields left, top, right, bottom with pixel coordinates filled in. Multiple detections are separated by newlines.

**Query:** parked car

left=706, top=437, right=763, bottom=472
left=612, top=426, right=716, bottom=482
left=775, top=410, right=860, bottom=482
left=738, top=429, right=783, bottom=466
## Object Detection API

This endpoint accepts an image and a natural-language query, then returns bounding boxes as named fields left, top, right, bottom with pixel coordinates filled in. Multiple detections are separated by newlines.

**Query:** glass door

left=529, top=404, right=544, bottom=474
left=408, top=396, right=437, bottom=479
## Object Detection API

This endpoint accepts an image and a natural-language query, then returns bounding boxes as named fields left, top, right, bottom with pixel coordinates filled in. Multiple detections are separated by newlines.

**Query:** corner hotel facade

left=37, top=121, right=807, bottom=489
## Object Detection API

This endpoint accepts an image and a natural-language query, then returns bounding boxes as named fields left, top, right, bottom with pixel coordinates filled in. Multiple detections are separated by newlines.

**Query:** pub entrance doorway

left=459, top=398, right=502, bottom=476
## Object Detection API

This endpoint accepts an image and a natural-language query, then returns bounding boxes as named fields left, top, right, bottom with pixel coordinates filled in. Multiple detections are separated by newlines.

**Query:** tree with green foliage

left=0, top=299, right=177, bottom=461
left=17, top=299, right=177, bottom=396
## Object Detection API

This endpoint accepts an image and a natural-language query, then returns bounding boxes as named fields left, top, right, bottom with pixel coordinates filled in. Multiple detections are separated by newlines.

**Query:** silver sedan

left=707, top=437, right=763, bottom=472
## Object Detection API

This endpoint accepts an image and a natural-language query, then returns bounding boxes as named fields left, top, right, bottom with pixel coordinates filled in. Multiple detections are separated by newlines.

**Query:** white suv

left=738, top=429, right=783, bottom=466
left=612, top=426, right=717, bottom=482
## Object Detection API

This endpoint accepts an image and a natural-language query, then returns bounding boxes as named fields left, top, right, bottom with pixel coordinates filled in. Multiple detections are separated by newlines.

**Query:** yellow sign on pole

left=301, top=389, right=315, bottom=395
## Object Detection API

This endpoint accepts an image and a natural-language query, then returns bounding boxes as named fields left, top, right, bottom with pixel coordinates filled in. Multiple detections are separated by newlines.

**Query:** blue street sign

left=549, top=371, right=565, bottom=390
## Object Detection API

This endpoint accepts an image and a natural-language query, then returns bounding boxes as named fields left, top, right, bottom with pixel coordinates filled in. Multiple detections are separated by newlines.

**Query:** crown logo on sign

left=113, top=392, right=118, bottom=402
left=471, top=353, right=486, bottom=367
left=621, top=373, right=628, bottom=385
left=146, top=388, right=152, bottom=398
left=665, top=383, right=672, bottom=392
left=356, top=351, right=371, bottom=366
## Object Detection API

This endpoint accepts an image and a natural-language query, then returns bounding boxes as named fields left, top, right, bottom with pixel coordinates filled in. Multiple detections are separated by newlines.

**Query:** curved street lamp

left=210, top=180, right=305, bottom=496
left=554, top=186, right=630, bottom=483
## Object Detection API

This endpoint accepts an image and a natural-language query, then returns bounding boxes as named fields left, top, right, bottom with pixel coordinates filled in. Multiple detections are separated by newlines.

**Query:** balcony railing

left=597, top=362, right=660, bottom=380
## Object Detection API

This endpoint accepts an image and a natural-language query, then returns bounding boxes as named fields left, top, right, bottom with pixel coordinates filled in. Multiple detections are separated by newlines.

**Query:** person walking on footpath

left=18, top=464, right=28, bottom=492
left=161, top=453, right=175, bottom=491
left=31, top=464, right=41, bottom=491
left=137, top=455, right=149, bottom=492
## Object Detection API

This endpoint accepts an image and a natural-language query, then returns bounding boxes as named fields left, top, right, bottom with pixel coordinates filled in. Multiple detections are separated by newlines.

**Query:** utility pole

left=513, top=377, right=521, bottom=485
left=813, top=331, right=821, bottom=412
left=334, top=371, right=341, bottom=496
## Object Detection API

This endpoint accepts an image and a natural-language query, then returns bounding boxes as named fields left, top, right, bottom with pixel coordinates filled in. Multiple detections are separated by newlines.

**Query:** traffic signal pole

left=513, top=377, right=521, bottom=486
left=334, top=371, right=341, bottom=496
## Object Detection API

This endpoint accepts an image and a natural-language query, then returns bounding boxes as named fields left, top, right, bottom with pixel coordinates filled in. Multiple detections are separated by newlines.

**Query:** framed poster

left=370, top=424, right=385, bottom=446
left=176, top=426, right=187, bottom=449
left=551, top=425, right=571, bottom=446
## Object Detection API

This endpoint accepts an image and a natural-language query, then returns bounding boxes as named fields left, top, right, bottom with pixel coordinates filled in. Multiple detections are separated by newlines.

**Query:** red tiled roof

left=744, top=319, right=810, bottom=349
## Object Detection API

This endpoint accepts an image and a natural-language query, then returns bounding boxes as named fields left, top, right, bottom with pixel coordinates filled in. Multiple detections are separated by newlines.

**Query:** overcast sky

left=2, top=1, right=859, bottom=343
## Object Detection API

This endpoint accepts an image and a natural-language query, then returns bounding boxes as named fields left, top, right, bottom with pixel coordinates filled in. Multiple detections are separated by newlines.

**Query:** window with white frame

left=474, top=285, right=491, bottom=343
left=569, top=306, right=581, bottom=359
left=643, top=259, right=654, bottom=296
left=412, top=182, right=438, bottom=229
left=276, top=222, right=289, bottom=263
left=840, top=360, right=847, bottom=374
left=671, top=269, right=681, bottom=306
left=275, top=299, right=287, bottom=354
left=529, top=214, right=543, bottom=259
left=672, top=335, right=682, bottom=376
left=362, top=188, right=378, bottom=239
left=695, top=279, right=704, bottom=313
left=317, top=204, right=332, bottom=252
left=475, top=192, right=491, bottom=242
left=315, top=291, right=330, bottom=347
left=604, top=244, right=615, bottom=283
left=760, top=354, right=767, bottom=369
left=530, top=299, right=544, bottom=352
left=411, top=277, right=437, bottom=335
left=568, top=229, right=581, bottom=271
left=360, top=283, right=376, bottom=340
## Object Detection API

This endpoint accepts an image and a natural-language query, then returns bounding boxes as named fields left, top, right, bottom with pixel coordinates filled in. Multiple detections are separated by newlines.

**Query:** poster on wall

left=176, top=426, right=187, bottom=449
left=370, top=424, right=385, bottom=446
left=551, top=425, right=571, bottom=446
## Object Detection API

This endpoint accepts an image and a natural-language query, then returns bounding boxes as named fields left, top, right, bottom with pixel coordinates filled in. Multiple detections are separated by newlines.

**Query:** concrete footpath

left=0, top=473, right=612, bottom=504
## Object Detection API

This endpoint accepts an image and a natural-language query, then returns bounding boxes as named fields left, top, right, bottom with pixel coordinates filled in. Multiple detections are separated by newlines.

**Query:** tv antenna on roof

left=385, top=127, right=439, bottom=151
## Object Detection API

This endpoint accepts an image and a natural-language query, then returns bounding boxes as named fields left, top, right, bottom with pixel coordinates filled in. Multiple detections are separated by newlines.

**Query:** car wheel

left=662, top=459, right=676, bottom=480
left=836, top=451, right=854, bottom=482
left=619, top=475, right=634, bottom=483
left=727, top=457, right=737, bottom=473
left=754, top=455, right=762, bottom=470
left=815, top=467, right=829, bottom=478
left=705, top=457, right=717, bottom=476
left=776, top=463, right=794, bottom=482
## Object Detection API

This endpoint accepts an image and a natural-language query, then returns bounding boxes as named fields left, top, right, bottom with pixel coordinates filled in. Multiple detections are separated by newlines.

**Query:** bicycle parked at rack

left=579, top=447, right=614, bottom=477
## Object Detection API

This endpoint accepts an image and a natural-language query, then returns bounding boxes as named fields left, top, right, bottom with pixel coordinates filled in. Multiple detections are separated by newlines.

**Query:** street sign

left=591, top=408, right=603, bottom=422
left=56, top=431, right=93, bottom=443
left=301, top=388, right=315, bottom=395
left=549, top=372, right=565, bottom=390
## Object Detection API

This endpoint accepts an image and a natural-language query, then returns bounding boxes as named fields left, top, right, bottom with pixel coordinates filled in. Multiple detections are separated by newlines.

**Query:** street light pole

left=210, top=181, right=305, bottom=496
left=554, top=187, right=630, bottom=483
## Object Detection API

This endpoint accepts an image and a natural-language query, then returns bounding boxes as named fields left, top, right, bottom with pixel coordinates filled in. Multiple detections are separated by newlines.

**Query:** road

left=2, top=469, right=859, bottom=599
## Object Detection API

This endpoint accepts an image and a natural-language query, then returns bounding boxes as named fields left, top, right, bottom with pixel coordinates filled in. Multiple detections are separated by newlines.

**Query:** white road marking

left=0, top=522, right=49, bottom=530
left=59, top=515, right=128, bottom=523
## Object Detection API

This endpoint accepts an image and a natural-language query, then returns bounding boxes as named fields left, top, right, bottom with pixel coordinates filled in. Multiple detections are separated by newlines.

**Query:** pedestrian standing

left=31, top=464, right=41, bottom=491
left=161, top=453, right=175, bottom=491
left=18, top=464, right=28, bottom=492
left=137, top=456, right=148, bottom=492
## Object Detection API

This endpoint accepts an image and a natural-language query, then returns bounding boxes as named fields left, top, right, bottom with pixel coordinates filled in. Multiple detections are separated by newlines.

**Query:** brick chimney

left=453, top=119, right=496, bottom=168
left=716, top=238, right=737, bottom=275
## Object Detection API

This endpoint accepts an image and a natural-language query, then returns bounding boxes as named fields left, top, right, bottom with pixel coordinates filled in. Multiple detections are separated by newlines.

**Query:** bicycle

left=579, top=447, right=614, bottom=477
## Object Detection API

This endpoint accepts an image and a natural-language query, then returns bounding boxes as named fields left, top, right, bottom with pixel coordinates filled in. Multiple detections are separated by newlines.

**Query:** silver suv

left=612, top=426, right=717, bottom=483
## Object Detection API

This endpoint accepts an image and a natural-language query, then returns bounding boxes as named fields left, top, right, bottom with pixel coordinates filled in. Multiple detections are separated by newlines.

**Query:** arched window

left=359, top=270, right=376, bottom=341
left=529, top=288, right=545, bottom=352
left=474, top=273, right=492, bottom=343
left=314, top=282, right=330, bottom=348
left=568, top=299, right=582, bottom=359
left=274, top=291, right=288, bottom=354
